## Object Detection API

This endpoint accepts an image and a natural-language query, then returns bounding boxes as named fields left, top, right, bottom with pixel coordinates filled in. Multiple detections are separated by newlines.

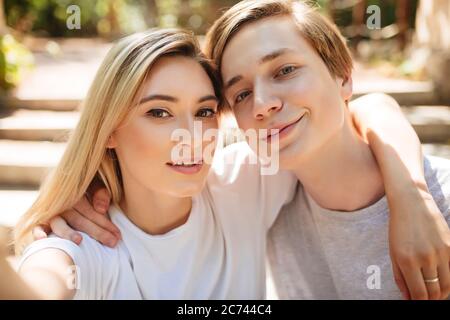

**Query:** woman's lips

left=265, top=114, right=305, bottom=142
left=166, top=160, right=204, bottom=175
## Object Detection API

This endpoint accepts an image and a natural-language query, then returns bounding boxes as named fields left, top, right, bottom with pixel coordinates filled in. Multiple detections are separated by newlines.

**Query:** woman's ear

left=340, top=76, right=353, bottom=101
left=106, top=133, right=117, bottom=149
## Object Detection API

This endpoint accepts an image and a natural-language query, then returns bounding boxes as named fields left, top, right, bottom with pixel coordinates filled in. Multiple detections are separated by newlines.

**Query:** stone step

left=0, top=109, right=79, bottom=141
left=0, top=97, right=80, bottom=112
left=352, top=80, right=439, bottom=106
left=402, top=106, right=450, bottom=143
left=0, top=140, right=65, bottom=187
left=422, top=143, right=450, bottom=159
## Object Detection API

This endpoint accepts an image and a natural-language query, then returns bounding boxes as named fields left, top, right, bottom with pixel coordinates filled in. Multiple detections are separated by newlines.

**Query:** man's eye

left=276, top=65, right=297, bottom=77
left=235, top=91, right=251, bottom=104
left=147, top=109, right=171, bottom=118
left=196, top=108, right=216, bottom=118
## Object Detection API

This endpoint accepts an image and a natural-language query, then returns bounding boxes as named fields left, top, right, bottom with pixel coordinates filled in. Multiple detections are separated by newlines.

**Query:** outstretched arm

left=0, top=239, right=74, bottom=299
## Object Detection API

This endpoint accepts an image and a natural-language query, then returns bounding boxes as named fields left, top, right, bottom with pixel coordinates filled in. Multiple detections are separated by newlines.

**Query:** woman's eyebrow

left=198, top=95, right=219, bottom=103
left=138, top=94, right=218, bottom=105
left=138, top=94, right=178, bottom=105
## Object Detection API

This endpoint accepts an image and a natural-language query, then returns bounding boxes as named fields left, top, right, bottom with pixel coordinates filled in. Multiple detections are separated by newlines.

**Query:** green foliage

left=4, top=0, right=146, bottom=37
left=0, top=34, right=34, bottom=90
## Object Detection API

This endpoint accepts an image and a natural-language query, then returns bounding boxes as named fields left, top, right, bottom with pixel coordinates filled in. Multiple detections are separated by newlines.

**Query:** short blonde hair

left=205, top=0, right=353, bottom=80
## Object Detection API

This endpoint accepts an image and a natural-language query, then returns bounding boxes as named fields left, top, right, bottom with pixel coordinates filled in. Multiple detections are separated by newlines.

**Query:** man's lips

left=263, top=113, right=306, bottom=141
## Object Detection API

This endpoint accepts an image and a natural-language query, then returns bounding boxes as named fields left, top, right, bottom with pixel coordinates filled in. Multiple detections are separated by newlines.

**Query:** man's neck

left=292, top=111, right=385, bottom=212
left=119, top=173, right=192, bottom=235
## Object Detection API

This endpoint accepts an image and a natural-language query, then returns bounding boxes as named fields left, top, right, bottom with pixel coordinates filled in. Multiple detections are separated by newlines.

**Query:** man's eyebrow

left=224, top=48, right=294, bottom=90
left=138, top=94, right=178, bottom=105
left=259, top=48, right=293, bottom=65
left=224, top=75, right=243, bottom=90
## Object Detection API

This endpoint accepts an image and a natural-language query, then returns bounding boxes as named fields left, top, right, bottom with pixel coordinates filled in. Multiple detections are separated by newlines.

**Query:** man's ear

left=340, top=76, right=353, bottom=101
left=106, top=133, right=117, bottom=149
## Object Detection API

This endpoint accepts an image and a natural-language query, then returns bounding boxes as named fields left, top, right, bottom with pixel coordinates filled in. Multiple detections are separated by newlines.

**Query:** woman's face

left=221, top=16, right=352, bottom=169
left=109, top=56, right=219, bottom=198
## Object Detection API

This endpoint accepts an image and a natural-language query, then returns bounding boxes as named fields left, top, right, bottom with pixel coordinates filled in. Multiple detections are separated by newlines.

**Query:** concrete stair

left=0, top=109, right=78, bottom=141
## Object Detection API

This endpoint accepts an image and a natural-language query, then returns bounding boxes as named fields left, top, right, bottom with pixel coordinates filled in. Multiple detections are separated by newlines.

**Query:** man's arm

left=350, top=93, right=450, bottom=300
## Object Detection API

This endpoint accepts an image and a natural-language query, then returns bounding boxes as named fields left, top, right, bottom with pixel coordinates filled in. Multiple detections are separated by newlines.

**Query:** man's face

left=221, top=16, right=353, bottom=169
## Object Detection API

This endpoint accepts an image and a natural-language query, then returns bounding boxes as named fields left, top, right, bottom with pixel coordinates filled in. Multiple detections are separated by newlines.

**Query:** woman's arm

left=0, top=241, right=37, bottom=299
left=18, top=249, right=77, bottom=300
left=0, top=238, right=76, bottom=300
left=350, top=93, right=450, bottom=300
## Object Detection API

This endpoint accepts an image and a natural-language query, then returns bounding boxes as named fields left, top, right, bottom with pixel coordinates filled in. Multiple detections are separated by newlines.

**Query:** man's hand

left=32, top=185, right=120, bottom=248
left=389, top=184, right=450, bottom=300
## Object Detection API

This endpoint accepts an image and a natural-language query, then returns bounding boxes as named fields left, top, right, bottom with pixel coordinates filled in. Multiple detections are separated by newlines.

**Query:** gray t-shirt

left=267, top=156, right=450, bottom=300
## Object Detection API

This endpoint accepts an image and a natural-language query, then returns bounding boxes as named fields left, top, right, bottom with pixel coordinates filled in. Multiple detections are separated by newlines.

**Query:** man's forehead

left=222, top=17, right=308, bottom=66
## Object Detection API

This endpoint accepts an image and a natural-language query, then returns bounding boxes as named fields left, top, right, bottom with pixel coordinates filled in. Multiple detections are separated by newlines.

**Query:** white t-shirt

left=19, top=142, right=297, bottom=299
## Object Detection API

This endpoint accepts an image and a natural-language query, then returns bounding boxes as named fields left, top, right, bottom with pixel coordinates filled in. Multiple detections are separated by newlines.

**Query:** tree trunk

left=141, top=0, right=159, bottom=27
left=415, top=0, right=450, bottom=103
left=0, top=0, right=6, bottom=35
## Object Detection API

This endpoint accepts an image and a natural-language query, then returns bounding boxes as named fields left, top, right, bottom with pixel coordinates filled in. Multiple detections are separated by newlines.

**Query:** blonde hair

left=14, top=28, right=221, bottom=253
left=205, top=0, right=353, bottom=80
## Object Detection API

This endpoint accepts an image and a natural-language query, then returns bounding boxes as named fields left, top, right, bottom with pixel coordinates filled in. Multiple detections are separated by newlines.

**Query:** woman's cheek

left=123, top=119, right=173, bottom=165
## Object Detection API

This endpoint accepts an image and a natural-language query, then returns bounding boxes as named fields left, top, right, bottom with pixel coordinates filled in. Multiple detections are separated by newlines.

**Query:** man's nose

left=253, top=83, right=283, bottom=120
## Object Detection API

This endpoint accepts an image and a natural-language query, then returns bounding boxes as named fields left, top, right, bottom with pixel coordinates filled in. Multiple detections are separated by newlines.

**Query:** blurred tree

left=415, top=0, right=450, bottom=103
left=141, top=0, right=159, bottom=27
left=0, top=0, right=6, bottom=35
left=0, top=0, right=33, bottom=93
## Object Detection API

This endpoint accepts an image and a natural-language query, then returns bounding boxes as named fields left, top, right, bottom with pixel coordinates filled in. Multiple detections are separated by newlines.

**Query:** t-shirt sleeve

left=18, top=233, right=116, bottom=299
left=208, top=141, right=298, bottom=231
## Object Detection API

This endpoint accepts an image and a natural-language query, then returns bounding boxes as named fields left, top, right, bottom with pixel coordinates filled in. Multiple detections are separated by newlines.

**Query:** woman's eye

left=235, top=91, right=251, bottom=104
left=276, top=65, right=297, bottom=77
left=196, top=108, right=216, bottom=118
left=146, top=109, right=171, bottom=118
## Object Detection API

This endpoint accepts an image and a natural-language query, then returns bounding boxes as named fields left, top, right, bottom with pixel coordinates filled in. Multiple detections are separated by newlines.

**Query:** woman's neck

left=119, top=175, right=192, bottom=235
left=292, top=110, right=385, bottom=212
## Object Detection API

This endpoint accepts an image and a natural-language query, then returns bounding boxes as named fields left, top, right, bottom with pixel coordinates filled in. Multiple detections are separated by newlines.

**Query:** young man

left=204, top=0, right=450, bottom=299
left=30, top=0, right=450, bottom=300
